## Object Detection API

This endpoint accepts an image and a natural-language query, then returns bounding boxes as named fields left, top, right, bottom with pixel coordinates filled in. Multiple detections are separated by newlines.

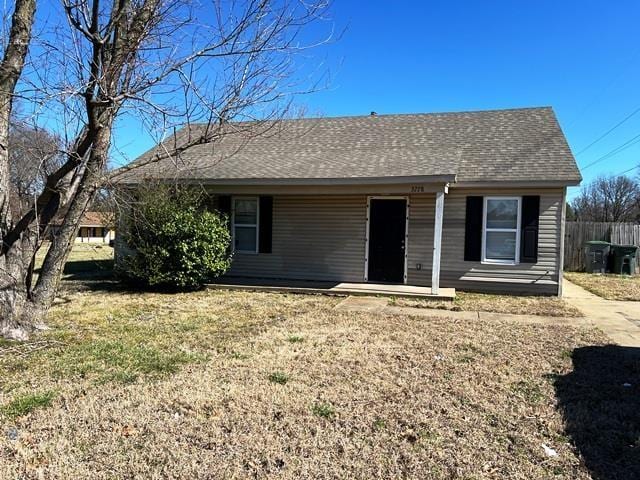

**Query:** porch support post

left=431, top=190, right=445, bottom=295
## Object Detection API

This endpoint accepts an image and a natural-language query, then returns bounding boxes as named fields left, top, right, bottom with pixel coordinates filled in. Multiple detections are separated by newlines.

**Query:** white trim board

left=558, top=187, right=567, bottom=297
left=431, top=190, right=445, bottom=294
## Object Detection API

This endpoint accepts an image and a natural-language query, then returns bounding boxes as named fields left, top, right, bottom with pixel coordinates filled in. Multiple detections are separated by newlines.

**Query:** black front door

left=367, top=199, right=407, bottom=283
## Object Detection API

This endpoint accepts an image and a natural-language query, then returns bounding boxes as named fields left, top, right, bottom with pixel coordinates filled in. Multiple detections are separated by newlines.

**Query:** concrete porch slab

left=331, top=282, right=455, bottom=299
left=207, top=277, right=456, bottom=300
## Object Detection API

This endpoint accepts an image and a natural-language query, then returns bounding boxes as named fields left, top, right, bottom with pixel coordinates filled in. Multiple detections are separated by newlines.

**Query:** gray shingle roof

left=116, top=107, right=581, bottom=185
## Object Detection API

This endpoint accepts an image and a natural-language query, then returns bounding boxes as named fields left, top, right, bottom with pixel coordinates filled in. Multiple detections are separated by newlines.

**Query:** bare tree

left=0, top=0, right=331, bottom=339
left=572, top=175, right=640, bottom=223
left=9, top=119, right=63, bottom=215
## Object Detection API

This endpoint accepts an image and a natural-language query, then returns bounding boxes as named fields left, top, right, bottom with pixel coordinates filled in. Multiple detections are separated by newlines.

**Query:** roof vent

left=370, top=111, right=377, bottom=116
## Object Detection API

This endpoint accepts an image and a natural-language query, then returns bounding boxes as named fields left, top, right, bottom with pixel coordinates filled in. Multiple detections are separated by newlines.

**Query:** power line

left=576, top=105, right=640, bottom=156
left=581, top=131, right=640, bottom=170
left=565, top=47, right=640, bottom=130
left=613, top=163, right=640, bottom=176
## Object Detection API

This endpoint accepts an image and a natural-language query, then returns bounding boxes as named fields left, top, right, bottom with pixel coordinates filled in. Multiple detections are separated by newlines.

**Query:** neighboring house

left=116, top=107, right=581, bottom=295
left=76, top=212, right=115, bottom=243
left=52, top=212, right=115, bottom=244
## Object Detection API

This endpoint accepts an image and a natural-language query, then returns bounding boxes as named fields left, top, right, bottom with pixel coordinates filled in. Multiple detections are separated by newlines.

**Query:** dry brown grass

left=0, top=288, right=614, bottom=478
left=565, top=272, right=640, bottom=301
left=35, top=242, right=114, bottom=280
left=35, top=242, right=114, bottom=264
left=393, top=291, right=583, bottom=317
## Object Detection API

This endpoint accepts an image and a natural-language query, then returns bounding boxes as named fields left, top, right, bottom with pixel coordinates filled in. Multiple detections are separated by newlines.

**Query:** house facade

left=66, top=212, right=115, bottom=244
left=116, top=107, right=581, bottom=295
left=51, top=211, right=115, bottom=244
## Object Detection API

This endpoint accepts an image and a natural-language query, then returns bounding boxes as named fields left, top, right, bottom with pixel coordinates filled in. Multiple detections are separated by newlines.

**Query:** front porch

left=216, top=180, right=450, bottom=296
left=207, top=277, right=456, bottom=300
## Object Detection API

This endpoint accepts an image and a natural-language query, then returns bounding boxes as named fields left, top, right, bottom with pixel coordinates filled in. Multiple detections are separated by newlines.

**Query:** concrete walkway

left=208, top=278, right=456, bottom=300
left=335, top=296, right=593, bottom=327
left=562, top=280, right=640, bottom=347
left=335, top=281, right=640, bottom=347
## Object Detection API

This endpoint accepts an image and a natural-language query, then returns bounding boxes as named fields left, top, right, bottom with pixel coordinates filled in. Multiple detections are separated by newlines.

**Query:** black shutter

left=464, top=196, right=483, bottom=261
left=258, top=196, right=273, bottom=254
left=217, top=195, right=231, bottom=221
left=520, top=195, right=540, bottom=263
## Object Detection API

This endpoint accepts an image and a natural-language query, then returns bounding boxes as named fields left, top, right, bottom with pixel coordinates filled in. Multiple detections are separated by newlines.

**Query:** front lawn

left=393, top=291, right=583, bottom=317
left=35, top=242, right=114, bottom=280
left=0, top=288, right=625, bottom=478
left=565, top=272, right=640, bottom=301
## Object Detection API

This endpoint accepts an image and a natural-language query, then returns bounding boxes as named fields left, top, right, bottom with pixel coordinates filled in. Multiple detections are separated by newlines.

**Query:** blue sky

left=112, top=0, right=640, bottom=199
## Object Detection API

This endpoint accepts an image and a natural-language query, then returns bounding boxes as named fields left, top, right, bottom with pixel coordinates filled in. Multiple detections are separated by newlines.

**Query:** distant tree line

left=569, top=174, right=640, bottom=223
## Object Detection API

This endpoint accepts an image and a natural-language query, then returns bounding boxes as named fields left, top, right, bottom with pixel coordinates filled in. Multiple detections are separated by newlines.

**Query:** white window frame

left=481, top=196, right=521, bottom=265
left=232, top=196, right=259, bottom=254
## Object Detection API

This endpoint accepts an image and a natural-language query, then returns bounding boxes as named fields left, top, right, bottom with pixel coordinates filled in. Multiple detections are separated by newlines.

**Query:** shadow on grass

left=35, top=259, right=114, bottom=281
left=59, top=275, right=211, bottom=295
left=555, top=345, right=640, bottom=479
left=62, top=259, right=114, bottom=280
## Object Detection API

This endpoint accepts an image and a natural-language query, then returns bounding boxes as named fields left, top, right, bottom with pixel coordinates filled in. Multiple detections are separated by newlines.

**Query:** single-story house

left=53, top=211, right=115, bottom=244
left=76, top=212, right=115, bottom=243
left=116, top=107, right=581, bottom=296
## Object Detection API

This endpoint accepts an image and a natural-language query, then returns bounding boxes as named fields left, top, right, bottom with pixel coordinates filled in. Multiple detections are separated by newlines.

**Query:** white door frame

left=364, top=196, right=409, bottom=284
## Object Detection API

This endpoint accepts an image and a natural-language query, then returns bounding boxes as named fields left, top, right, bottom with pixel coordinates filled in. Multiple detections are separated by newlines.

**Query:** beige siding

left=438, top=188, right=563, bottom=295
left=116, top=188, right=565, bottom=295
left=227, top=194, right=439, bottom=284
left=406, top=195, right=435, bottom=285
left=114, top=211, right=135, bottom=269
left=228, top=195, right=367, bottom=282
left=226, top=189, right=563, bottom=294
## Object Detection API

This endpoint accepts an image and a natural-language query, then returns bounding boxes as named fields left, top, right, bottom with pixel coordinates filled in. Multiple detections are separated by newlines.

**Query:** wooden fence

left=564, top=221, right=640, bottom=272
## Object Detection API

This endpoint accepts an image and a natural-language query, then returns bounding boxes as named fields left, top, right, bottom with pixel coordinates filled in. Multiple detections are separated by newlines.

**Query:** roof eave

left=453, top=178, right=582, bottom=188
left=119, top=174, right=458, bottom=187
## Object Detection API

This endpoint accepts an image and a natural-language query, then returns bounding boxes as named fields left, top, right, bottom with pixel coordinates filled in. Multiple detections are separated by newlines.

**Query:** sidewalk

left=562, top=280, right=640, bottom=347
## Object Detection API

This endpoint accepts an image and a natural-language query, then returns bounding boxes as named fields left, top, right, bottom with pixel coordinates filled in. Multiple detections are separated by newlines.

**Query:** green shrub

left=121, top=185, right=231, bottom=289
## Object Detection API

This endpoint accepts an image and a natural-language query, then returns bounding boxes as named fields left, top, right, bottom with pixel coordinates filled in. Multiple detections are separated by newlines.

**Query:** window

left=482, top=197, right=521, bottom=264
left=233, top=197, right=259, bottom=253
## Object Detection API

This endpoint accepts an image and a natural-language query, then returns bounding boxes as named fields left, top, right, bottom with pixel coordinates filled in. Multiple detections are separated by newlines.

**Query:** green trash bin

left=610, top=244, right=638, bottom=275
left=584, top=241, right=611, bottom=273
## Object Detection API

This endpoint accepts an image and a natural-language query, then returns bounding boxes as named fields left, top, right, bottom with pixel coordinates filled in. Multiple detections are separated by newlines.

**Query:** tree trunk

left=0, top=285, right=43, bottom=340
left=32, top=123, right=113, bottom=309
left=0, top=0, right=37, bottom=339
left=0, top=0, right=330, bottom=340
